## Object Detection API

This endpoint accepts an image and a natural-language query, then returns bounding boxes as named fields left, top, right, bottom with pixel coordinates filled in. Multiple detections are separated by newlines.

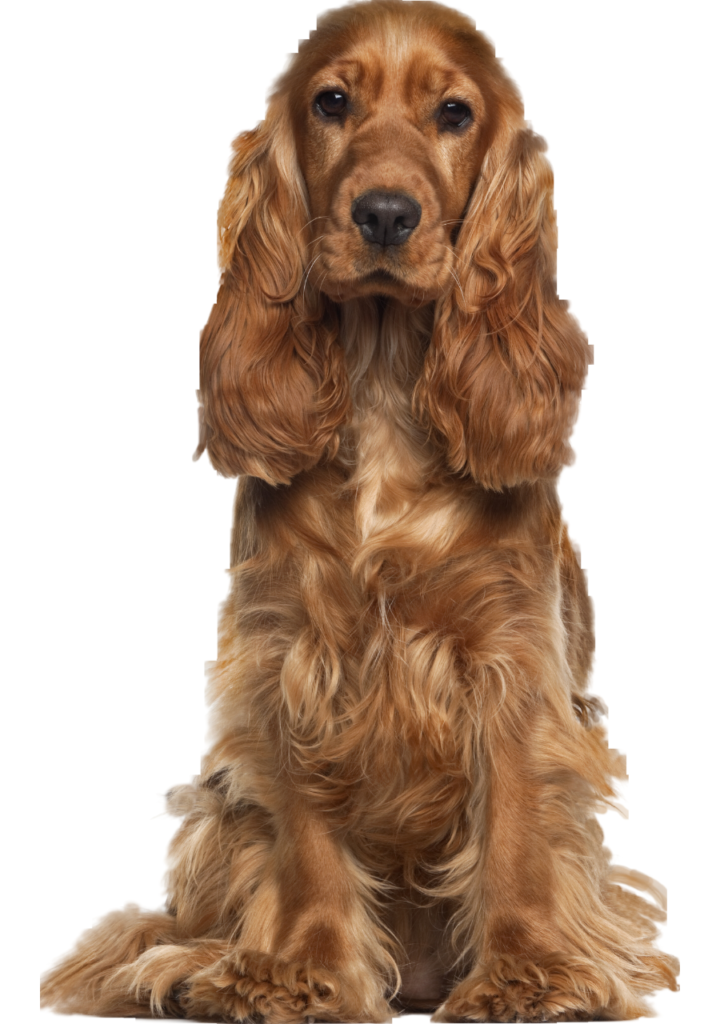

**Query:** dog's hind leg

left=40, top=781, right=268, bottom=1018
left=40, top=905, right=232, bottom=1017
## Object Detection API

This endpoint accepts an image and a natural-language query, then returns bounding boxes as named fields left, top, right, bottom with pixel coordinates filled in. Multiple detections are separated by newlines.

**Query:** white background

left=3, top=1, right=717, bottom=1021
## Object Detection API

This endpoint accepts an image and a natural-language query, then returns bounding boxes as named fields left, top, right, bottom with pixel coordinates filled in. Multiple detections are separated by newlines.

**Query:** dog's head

left=284, top=0, right=520, bottom=306
left=219, top=0, right=526, bottom=308
left=200, top=0, right=590, bottom=490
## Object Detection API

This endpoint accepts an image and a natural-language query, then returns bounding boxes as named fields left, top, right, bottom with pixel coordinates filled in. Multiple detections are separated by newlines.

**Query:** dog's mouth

left=306, top=225, right=455, bottom=306
left=364, top=269, right=398, bottom=283
left=313, top=257, right=448, bottom=307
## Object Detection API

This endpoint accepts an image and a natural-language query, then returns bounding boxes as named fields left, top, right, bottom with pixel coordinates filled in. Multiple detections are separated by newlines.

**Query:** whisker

left=302, top=252, right=325, bottom=302
left=448, top=267, right=466, bottom=304
left=301, top=214, right=330, bottom=231
left=445, top=244, right=472, bottom=272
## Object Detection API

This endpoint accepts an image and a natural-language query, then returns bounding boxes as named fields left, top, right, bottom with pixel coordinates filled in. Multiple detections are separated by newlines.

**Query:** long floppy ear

left=417, top=120, right=591, bottom=491
left=195, top=99, right=348, bottom=485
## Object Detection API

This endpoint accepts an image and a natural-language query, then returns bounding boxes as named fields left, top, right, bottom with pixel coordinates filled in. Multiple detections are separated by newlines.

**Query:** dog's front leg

left=435, top=690, right=676, bottom=1023
left=182, top=794, right=395, bottom=1023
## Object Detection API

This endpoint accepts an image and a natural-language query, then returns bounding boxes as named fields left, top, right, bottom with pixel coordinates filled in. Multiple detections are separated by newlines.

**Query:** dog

left=41, top=2, right=679, bottom=1020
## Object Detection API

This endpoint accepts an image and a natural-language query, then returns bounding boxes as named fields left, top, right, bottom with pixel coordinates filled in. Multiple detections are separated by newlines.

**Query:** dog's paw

left=433, top=954, right=614, bottom=1022
left=181, top=948, right=390, bottom=1023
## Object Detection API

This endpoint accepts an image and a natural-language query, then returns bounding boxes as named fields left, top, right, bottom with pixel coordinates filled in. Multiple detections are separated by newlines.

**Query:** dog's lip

left=364, top=268, right=398, bottom=282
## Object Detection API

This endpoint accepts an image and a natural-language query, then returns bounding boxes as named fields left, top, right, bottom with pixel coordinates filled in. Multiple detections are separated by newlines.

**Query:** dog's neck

left=338, top=296, right=432, bottom=394
left=338, top=297, right=440, bottom=544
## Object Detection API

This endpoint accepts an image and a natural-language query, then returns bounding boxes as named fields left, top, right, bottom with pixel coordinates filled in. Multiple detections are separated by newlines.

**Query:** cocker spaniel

left=41, top=2, right=678, bottom=1021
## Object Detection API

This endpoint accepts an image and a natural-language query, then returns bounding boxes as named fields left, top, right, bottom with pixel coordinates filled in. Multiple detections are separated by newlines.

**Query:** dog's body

left=41, top=2, right=678, bottom=1020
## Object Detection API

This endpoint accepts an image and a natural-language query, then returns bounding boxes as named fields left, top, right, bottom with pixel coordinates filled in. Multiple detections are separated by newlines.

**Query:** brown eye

left=440, top=101, right=471, bottom=128
left=316, top=90, right=347, bottom=117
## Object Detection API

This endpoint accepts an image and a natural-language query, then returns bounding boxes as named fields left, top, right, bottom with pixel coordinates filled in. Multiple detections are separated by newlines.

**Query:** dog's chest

left=349, top=387, right=427, bottom=544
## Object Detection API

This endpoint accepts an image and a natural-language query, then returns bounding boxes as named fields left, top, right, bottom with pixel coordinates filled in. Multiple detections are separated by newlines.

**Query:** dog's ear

left=196, top=100, right=348, bottom=484
left=417, top=118, right=591, bottom=490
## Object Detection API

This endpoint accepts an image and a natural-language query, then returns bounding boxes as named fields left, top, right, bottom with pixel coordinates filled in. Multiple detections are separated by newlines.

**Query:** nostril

left=355, top=210, right=379, bottom=229
left=351, top=191, right=422, bottom=246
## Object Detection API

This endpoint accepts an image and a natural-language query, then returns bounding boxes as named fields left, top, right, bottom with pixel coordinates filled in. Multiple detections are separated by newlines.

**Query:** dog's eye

left=440, top=101, right=471, bottom=128
left=316, top=91, right=347, bottom=117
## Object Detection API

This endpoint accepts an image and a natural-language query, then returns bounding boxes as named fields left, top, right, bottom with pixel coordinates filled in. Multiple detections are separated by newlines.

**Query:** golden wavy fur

left=41, top=2, right=678, bottom=1020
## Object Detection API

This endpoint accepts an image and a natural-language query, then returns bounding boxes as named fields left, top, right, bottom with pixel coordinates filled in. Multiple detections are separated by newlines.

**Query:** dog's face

left=285, top=12, right=503, bottom=307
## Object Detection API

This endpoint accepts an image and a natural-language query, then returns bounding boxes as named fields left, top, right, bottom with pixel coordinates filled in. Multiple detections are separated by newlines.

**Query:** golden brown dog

left=41, top=2, right=678, bottom=1020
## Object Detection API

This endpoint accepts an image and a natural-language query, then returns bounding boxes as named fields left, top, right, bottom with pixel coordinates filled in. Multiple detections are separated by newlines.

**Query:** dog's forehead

left=305, top=29, right=482, bottom=107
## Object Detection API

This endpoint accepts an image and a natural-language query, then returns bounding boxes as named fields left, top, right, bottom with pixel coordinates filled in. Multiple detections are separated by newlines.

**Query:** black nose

left=351, top=191, right=421, bottom=246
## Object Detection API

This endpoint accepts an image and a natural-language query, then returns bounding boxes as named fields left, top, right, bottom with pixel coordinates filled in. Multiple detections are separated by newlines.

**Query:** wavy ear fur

left=196, top=101, right=348, bottom=485
left=418, top=119, right=591, bottom=491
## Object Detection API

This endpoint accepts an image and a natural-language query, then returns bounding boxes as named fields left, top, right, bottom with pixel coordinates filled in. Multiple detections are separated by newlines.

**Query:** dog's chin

left=316, top=268, right=444, bottom=308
